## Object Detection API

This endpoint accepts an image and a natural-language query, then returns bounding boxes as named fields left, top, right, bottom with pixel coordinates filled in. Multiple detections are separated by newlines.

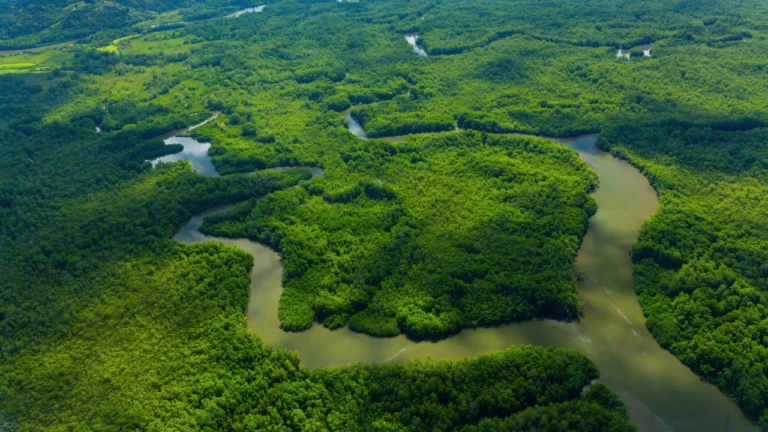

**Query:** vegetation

left=0, top=2, right=635, bottom=429
left=0, top=0, right=264, bottom=50
left=3, top=0, right=768, bottom=428
left=598, top=124, right=768, bottom=427
left=0, top=68, right=634, bottom=431
left=202, top=131, right=596, bottom=338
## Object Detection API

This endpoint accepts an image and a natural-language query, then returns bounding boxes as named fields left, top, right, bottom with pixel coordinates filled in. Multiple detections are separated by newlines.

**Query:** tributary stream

left=404, top=33, right=429, bottom=56
left=171, top=120, right=756, bottom=431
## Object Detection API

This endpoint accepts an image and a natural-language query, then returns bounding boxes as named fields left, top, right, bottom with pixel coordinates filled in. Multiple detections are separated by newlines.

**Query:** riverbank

left=148, top=113, right=220, bottom=176
left=172, top=129, right=756, bottom=431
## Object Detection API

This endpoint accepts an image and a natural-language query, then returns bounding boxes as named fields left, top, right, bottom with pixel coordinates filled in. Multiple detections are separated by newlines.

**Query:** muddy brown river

left=173, top=130, right=756, bottom=432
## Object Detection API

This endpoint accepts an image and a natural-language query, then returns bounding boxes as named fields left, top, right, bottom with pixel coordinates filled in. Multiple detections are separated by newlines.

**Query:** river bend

left=172, top=124, right=756, bottom=431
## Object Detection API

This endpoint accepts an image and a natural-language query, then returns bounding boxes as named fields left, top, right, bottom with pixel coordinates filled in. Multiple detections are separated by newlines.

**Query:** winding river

left=171, top=119, right=756, bottom=431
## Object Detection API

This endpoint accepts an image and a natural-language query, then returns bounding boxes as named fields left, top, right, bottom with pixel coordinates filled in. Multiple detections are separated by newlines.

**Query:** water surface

left=638, top=44, right=653, bottom=56
left=405, top=33, right=428, bottom=56
left=226, top=5, right=266, bottom=18
left=617, top=44, right=652, bottom=59
left=149, top=114, right=219, bottom=176
left=175, top=132, right=756, bottom=432
left=341, top=109, right=366, bottom=139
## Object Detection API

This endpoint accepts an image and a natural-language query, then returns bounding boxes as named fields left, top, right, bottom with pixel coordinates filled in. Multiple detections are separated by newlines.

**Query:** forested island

left=1, top=0, right=768, bottom=430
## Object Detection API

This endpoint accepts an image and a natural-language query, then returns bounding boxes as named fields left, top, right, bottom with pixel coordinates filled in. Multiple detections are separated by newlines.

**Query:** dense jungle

left=1, top=0, right=768, bottom=430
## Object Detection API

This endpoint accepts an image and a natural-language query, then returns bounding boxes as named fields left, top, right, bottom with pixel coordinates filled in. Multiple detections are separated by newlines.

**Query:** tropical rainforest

left=201, top=132, right=597, bottom=338
left=0, top=0, right=260, bottom=50
left=1, top=0, right=768, bottom=429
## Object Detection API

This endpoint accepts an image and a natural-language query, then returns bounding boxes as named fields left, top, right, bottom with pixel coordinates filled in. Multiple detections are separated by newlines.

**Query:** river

left=405, top=33, right=428, bottom=56
left=148, top=113, right=220, bottom=176
left=225, top=5, right=266, bottom=18
left=149, top=5, right=266, bottom=29
left=172, top=122, right=757, bottom=431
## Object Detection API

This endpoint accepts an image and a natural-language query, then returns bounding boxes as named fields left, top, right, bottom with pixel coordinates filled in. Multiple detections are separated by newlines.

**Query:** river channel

left=170, top=120, right=756, bottom=431
left=149, top=113, right=219, bottom=176
left=405, top=33, right=428, bottom=56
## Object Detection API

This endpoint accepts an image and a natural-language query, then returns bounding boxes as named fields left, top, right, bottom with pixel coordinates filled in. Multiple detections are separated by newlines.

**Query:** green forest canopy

left=0, top=69, right=633, bottom=432
left=2, top=0, right=768, bottom=429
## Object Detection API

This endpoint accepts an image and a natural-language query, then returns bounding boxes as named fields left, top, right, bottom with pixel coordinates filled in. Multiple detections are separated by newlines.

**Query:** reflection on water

left=148, top=5, right=265, bottom=29
left=175, top=133, right=757, bottom=432
left=150, top=137, right=218, bottom=176
left=340, top=109, right=409, bottom=142
left=341, top=109, right=367, bottom=138
left=617, top=44, right=652, bottom=59
left=148, top=113, right=219, bottom=176
left=149, top=22, right=186, bottom=29
left=405, top=33, right=428, bottom=56
left=226, top=5, right=266, bottom=18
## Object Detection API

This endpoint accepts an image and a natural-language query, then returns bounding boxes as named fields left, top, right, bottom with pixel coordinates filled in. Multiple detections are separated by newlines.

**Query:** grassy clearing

left=97, top=35, right=139, bottom=54
left=0, top=63, right=35, bottom=69
left=0, top=49, right=71, bottom=74
left=0, top=49, right=71, bottom=68
left=120, top=35, right=201, bottom=55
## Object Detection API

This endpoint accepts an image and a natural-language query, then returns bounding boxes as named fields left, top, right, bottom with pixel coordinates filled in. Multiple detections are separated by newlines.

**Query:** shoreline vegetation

left=1, top=0, right=768, bottom=430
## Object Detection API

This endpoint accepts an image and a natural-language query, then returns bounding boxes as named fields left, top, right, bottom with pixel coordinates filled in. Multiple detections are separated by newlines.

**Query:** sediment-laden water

left=173, top=124, right=756, bottom=431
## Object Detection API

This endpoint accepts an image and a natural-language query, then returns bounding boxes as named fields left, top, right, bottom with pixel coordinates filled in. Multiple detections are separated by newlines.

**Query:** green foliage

left=203, top=131, right=597, bottom=338
left=5, top=0, right=768, bottom=427
left=327, top=93, right=351, bottom=112
left=352, top=100, right=456, bottom=138
left=599, top=124, right=768, bottom=427
left=0, top=0, right=259, bottom=50
left=0, top=15, right=633, bottom=429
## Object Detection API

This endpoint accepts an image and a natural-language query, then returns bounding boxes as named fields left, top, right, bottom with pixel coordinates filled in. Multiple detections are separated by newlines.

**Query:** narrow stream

left=341, top=109, right=366, bottom=139
left=172, top=123, right=757, bottom=431
left=405, top=33, right=428, bottom=56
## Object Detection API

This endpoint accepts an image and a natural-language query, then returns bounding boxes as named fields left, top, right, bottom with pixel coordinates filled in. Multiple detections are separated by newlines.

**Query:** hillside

left=0, top=0, right=258, bottom=49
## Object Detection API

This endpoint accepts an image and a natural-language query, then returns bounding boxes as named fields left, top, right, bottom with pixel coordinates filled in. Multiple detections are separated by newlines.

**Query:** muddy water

left=174, top=131, right=756, bottom=431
